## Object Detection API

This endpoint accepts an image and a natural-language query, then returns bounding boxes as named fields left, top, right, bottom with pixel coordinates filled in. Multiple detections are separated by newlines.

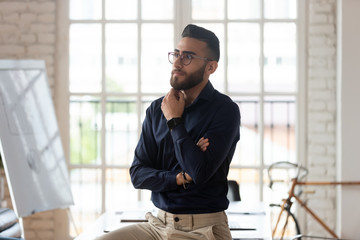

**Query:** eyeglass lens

left=169, top=53, right=192, bottom=65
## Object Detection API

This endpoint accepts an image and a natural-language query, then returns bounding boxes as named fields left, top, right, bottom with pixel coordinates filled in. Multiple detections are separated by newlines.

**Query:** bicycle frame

left=273, top=177, right=360, bottom=239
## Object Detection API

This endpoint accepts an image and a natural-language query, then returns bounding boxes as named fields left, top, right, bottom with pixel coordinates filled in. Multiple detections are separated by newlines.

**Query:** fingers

left=197, top=137, right=209, bottom=152
left=170, top=88, right=179, bottom=100
left=184, top=172, right=193, bottom=182
left=161, top=89, right=185, bottom=120
left=177, top=90, right=184, bottom=102
left=169, top=88, right=184, bottom=101
left=176, top=172, right=193, bottom=186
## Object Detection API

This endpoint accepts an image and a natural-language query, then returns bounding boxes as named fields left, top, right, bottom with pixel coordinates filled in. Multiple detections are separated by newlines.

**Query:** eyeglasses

left=168, top=52, right=211, bottom=66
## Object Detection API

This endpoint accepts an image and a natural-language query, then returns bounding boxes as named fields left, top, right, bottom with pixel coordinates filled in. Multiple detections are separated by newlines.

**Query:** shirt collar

left=186, top=81, right=215, bottom=109
left=198, top=81, right=215, bottom=101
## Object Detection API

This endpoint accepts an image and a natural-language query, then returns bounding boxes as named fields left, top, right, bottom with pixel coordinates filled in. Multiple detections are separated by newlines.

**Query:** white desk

left=75, top=201, right=272, bottom=240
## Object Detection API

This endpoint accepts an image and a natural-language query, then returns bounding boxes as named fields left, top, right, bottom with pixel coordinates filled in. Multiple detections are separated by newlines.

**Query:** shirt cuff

left=166, top=171, right=179, bottom=190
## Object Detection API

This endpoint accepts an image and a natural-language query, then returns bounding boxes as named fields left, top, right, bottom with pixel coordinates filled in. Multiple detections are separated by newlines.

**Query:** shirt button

left=174, top=217, right=180, bottom=222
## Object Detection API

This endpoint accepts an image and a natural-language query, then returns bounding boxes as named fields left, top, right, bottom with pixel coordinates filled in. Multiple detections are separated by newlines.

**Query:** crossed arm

left=161, top=89, right=212, bottom=186
left=175, top=137, right=209, bottom=186
left=131, top=87, right=239, bottom=192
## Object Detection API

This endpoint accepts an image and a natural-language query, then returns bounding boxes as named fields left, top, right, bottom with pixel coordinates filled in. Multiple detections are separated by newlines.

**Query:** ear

left=207, top=61, right=218, bottom=74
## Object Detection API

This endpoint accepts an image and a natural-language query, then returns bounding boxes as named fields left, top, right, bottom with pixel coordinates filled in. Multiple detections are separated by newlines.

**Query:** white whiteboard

left=0, top=60, right=73, bottom=217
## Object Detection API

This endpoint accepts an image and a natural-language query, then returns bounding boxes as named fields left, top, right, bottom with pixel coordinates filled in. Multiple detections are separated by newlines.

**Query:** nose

left=174, top=55, right=183, bottom=69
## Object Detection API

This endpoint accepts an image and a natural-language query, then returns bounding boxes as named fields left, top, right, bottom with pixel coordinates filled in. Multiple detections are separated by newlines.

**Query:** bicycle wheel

left=270, top=203, right=301, bottom=240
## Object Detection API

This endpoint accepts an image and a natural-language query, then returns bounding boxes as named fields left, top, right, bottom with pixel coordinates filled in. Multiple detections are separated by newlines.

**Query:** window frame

left=56, top=0, right=306, bottom=231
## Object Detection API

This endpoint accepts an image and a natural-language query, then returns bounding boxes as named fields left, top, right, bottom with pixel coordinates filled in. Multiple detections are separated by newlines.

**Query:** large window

left=65, top=0, right=301, bottom=234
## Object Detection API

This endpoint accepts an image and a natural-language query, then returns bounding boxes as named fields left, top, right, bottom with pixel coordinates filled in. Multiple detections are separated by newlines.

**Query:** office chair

left=0, top=238, right=23, bottom=240
left=0, top=208, right=24, bottom=240
left=227, top=180, right=241, bottom=201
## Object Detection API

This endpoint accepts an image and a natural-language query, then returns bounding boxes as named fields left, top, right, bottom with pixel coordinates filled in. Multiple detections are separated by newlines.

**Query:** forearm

left=130, top=163, right=178, bottom=193
left=170, top=119, right=239, bottom=184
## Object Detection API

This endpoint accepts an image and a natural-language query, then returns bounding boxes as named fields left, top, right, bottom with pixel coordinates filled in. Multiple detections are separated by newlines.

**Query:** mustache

left=172, top=69, right=185, bottom=75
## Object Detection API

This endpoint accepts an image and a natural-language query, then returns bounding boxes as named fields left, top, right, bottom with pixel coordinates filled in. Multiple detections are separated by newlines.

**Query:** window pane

left=231, top=97, right=260, bottom=166
left=228, top=0, right=260, bottom=19
left=264, top=0, right=297, bottom=19
left=264, top=23, right=296, bottom=92
left=263, top=96, right=296, bottom=166
left=228, top=23, right=260, bottom=92
left=70, top=96, right=101, bottom=165
left=228, top=168, right=259, bottom=202
left=106, top=24, right=138, bottom=93
left=194, top=23, right=224, bottom=92
left=106, top=169, right=137, bottom=210
left=106, top=98, right=138, bottom=165
left=192, top=0, right=224, bottom=20
left=106, top=0, right=137, bottom=20
left=70, top=168, right=102, bottom=234
left=141, top=24, right=173, bottom=93
left=141, top=0, right=174, bottom=20
left=70, top=24, right=102, bottom=93
left=70, top=0, right=101, bottom=20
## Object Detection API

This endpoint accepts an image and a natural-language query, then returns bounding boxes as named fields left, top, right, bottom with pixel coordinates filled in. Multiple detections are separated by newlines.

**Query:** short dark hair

left=181, top=24, right=220, bottom=62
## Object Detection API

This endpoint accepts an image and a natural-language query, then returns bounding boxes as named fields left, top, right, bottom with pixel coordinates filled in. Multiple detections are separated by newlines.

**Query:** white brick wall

left=0, top=1, right=69, bottom=240
left=306, top=0, right=337, bottom=237
left=0, top=0, right=56, bottom=87
left=23, top=211, right=55, bottom=240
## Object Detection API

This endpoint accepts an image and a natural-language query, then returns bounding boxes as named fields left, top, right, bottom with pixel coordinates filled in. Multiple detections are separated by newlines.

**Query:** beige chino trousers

left=95, top=210, right=232, bottom=240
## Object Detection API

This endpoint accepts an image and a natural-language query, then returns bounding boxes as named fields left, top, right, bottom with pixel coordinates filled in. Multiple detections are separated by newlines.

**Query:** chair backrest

left=0, top=237, right=23, bottom=240
left=0, top=208, right=23, bottom=240
left=227, top=180, right=241, bottom=201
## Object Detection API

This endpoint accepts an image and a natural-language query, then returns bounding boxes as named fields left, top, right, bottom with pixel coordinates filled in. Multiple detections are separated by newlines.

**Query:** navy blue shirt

left=130, top=81, right=240, bottom=214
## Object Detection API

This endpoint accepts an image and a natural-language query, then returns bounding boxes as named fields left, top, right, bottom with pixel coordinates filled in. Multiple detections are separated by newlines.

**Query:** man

left=96, top=24, right=240, bottom=240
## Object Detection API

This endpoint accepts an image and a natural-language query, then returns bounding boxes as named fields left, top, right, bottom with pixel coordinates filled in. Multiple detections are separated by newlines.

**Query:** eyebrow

left=174, top=49, right=197, bottom=55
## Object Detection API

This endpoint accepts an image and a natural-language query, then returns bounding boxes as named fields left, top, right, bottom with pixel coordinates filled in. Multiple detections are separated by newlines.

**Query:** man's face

left=170, top=37, right=209, bottom=91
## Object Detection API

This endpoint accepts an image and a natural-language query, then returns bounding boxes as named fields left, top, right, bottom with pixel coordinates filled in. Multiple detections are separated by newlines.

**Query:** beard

left=170, top=64, right=206, bottom=90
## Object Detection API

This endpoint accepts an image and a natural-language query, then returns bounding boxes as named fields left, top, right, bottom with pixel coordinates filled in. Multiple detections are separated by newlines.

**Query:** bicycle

left=268, top=161, right=305, bottom=239
left=267, top=161, right=360, bottom=240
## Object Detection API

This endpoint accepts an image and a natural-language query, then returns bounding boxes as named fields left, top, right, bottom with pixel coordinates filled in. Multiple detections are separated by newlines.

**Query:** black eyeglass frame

left=168, top=52, right=212, bottom=66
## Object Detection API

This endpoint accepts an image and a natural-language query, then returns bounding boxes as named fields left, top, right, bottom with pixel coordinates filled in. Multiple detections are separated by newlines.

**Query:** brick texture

left=306, top=0, right=337, bottom=237
left=0, top=0, right=56, bottom=88
left=0, top=1, right=66, bottom=240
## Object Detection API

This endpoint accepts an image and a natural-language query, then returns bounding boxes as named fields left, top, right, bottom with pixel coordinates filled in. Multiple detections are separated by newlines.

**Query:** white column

left=336, top=0, right=360, bottom=238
